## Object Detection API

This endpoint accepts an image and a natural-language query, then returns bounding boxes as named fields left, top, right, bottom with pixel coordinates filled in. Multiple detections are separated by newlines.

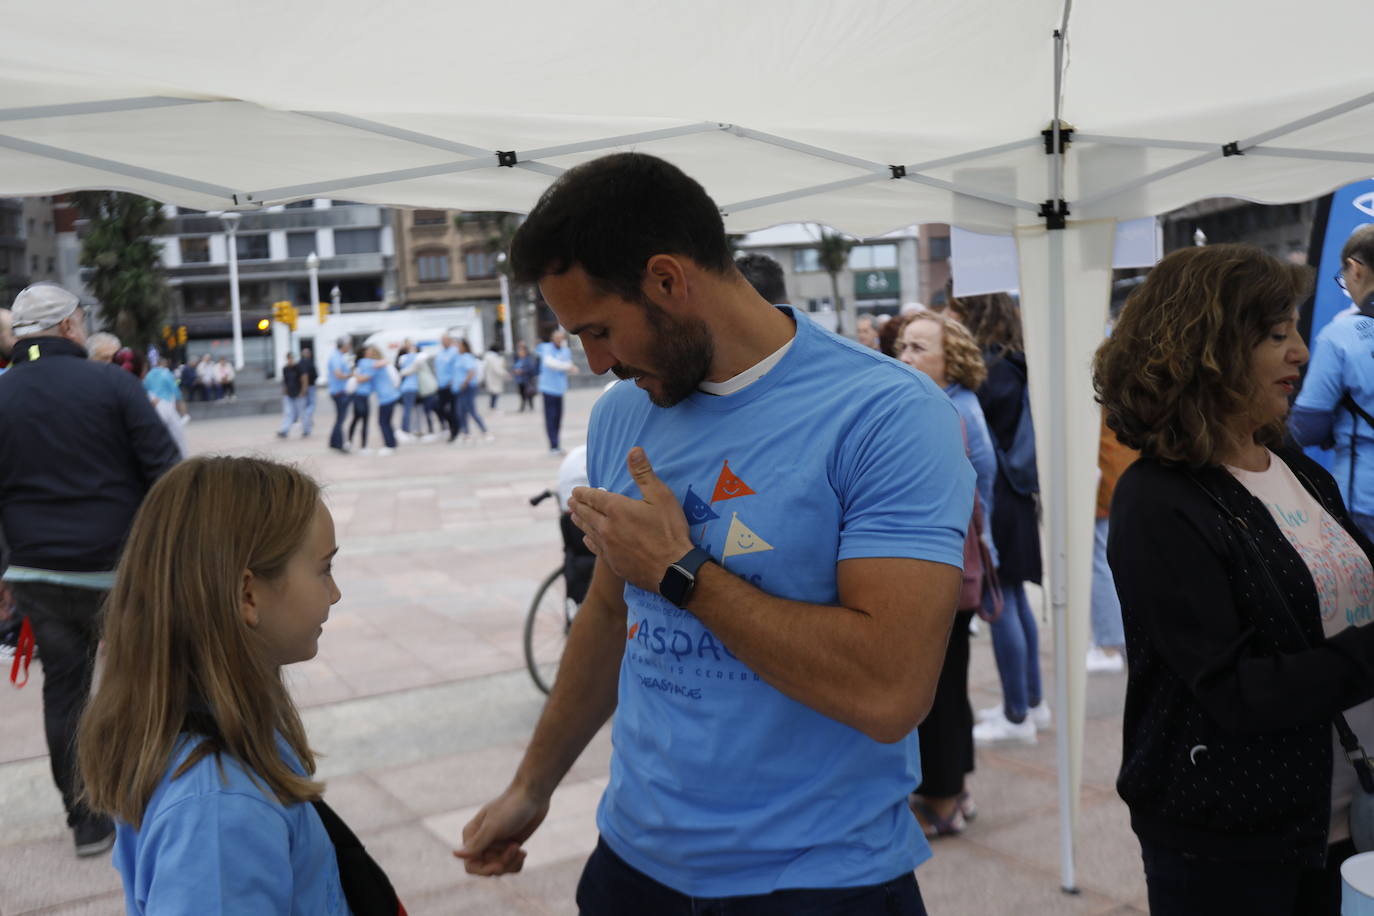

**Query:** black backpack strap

left=1343, top=393, right=1374, bottom=429
left=311, top=799, right=405, bottom=916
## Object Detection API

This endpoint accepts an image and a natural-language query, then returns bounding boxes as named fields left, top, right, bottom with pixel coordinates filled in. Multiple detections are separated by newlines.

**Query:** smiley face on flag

left=682, top=485, right=720, bottom=525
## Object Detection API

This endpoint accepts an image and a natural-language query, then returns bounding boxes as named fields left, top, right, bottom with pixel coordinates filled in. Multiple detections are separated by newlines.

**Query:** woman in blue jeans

left=958, top=293, right=1048, bottom=746
left=362, top=345, right=400, bottom=454
left=348, top=347, right=375, bottom=453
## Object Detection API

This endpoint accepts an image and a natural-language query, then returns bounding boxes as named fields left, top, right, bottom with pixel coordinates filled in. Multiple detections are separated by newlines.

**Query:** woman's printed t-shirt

left=452, top=351, right=479, bottom=392
left=587, top=307, right=974, bottom=898
left=398, top=352, right=418, bottom=393
left=327, top=350, right=351, bottom=396
left=1228, top=450, right=1374, bottom=842
left=113, top=736, right=348, bottom=915
left=352, top=357, right=376, bottom=398
left=370, top=359, right=401, bottom=405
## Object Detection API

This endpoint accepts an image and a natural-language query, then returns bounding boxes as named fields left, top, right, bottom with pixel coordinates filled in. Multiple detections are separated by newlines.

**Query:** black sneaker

left=73, top=813, right=115, bottom=857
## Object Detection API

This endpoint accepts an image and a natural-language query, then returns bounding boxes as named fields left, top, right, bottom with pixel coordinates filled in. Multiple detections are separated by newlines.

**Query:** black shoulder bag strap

left=1188, top=471, right=1374, bottom=794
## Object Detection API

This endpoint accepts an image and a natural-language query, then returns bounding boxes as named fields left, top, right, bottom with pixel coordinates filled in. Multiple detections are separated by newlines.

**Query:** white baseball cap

left=11, top=284, right=79, bottom=338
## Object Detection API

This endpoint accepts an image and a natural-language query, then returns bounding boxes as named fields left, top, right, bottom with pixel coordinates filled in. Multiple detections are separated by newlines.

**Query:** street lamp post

left=306, top=252, right=321, bottom=328
left=219, top=211, right=244, bottom=370
left=331, top=284, right=341, bottom=318
left=496, top=252, right=515, bottom=353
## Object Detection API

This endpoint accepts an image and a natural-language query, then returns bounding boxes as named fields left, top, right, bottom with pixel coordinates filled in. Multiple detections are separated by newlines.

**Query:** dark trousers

left=349, top=394, right=370, bottom=449
left=9, top=582, right=105, bottom=827
left=377, top=400, right=398, bottom=448
left=576, top=838, right=927, bottom=916
left=329, top=392, right=350, bottom=449
left=543, top=393, right=564, bottom=450
left=455, top=387, right=486, bottom=435
left=437, top=389, right=458, bottom=438
left=916, top=609, right=975, bottom=798
left=1139, top=837, right=1355, bottom=916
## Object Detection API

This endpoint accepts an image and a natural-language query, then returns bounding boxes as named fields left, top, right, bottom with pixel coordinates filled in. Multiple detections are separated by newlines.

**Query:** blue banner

left=1301, top=179, right=1374, bottom=470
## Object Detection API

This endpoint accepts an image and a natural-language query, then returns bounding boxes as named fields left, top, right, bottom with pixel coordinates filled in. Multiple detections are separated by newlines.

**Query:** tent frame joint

left=1222, top=141, right=1244, bottom=157
left=497, top=150, right=519, bottom=168
left=1040, top=199, right=1069, bottom=230
left=889, top=164, right=906, bottom=179
left=1043, top=123, right=1074, bottom=155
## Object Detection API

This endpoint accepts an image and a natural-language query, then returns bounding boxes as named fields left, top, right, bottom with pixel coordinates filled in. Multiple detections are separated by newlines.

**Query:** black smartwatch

left=658, top=547, right=712, bottom=608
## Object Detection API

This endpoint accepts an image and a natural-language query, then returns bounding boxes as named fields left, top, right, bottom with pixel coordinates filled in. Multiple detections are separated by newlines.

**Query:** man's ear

left=240, top=569, right=260, bottom=628
left=642, top=255, right=690, bottom=309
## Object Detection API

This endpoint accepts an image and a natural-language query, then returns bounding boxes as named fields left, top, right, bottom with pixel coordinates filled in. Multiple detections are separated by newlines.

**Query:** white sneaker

left=973, top=709, right=1038, bottom=746
left=977, top=700, right=1052, bottom=731
left=1086, top=646, right=1125, bottom=674
left=378, top=447, right=395, bottom=457
left=395, top=430, right=414, bottom=443
left=420, top=433, right=438, bottom=443
left=483, top=433, right=496, bottom=442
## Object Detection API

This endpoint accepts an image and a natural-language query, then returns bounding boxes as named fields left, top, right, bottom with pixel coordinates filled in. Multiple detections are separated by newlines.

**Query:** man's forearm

left=513, top=589, right=624, bottom=799
left=684, top=560, right=957, bottom=742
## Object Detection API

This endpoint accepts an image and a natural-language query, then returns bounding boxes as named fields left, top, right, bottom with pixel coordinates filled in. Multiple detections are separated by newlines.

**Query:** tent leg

left=1047, top=227, right=1079, bottom=896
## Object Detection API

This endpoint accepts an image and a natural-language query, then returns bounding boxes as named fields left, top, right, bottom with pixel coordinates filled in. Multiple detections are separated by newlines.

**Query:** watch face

left=660, top=565, right=693, bottom=607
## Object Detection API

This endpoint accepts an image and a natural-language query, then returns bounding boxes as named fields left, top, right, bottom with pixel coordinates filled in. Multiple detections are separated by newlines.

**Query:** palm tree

left=816, top=225, right=856, bottom=336
left=72, top=192, right=169, bottom=350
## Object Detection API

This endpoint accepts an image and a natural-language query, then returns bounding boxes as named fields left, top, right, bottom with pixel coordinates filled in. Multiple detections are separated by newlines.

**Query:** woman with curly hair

left=1096, top=243, right=1374, bottom=915
left=892, top=310, right=996, bottom=838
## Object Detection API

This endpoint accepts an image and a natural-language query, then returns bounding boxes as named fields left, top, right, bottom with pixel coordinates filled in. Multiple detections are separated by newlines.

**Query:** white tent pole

left=1076, top=134, right=1374, bottom=166
left=294, top=112, right=496, bottom=157
left=1073, top=133, right=1217, bottom=151
left=902, top=136, right=1044, bottom=173
left=520, top=123, right=726, bottom=161
left=247, top=157, right=494, bottom=203
left=1050, top=2, right=1078, bottom=896
left=515, top=161, right=568, bottom=178
left=727, top=126, right=890, bottom=173
left=721, top=175, right=888, bottom=215
left=0, top=96, right=211, bottom=123
left=900, top=173, right=1041, bottom=212
left=0, top=133, right=237, bottom=200
left=1245, top=147, right=1374, bottom=165
left=1237, top=88, right=1374, bottom=148
left=1076, top=149, right=1220, bottom=208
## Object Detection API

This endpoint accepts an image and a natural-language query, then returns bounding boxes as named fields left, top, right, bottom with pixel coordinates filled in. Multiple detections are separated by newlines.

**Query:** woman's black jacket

left=1109, top=445, right=1374, bottom=867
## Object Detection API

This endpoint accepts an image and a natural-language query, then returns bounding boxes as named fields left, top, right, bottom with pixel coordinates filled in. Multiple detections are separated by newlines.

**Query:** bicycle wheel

left=524, top=566, right=576, bottom=695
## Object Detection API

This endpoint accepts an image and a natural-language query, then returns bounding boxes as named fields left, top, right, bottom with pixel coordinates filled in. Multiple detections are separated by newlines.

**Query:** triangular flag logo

left=683, top=486, right=720, bottom=525
left=711, top=460, right=756, bottom=503
left=722, top=512, right=774, bottom=560
left=627, top=621, right=640, bottom=641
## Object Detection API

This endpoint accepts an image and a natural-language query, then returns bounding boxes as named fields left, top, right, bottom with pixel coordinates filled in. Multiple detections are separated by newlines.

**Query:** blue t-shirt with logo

left=352, top=357, right=376, bottom=398
left=113, top=735, right=348, bottom=916
left=370, top=359, right=400, bottom=405
left=452, top=352, right=479, bottom=392
left=1294, top=310, right=1374, bottom=522
left=536, top=342, right=572, bottom=396
left=587, top=307, right=973, bottom=897
left=399, top=352, right=418, bottom=393
left=143, top=367, right=181, bottom=404
left=326, top=350, right=350, bottom=396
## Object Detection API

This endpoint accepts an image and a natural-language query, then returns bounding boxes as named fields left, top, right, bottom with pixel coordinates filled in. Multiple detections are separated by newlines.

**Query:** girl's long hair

left=78, top=456, right=325, bottom=827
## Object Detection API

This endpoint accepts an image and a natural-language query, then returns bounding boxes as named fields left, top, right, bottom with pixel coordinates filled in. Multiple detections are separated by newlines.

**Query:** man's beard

left=612, top=300, right=714, bottom=408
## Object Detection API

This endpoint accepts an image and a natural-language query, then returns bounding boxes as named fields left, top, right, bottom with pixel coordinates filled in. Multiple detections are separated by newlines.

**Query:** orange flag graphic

left=711, top=460, right=756, bottom=503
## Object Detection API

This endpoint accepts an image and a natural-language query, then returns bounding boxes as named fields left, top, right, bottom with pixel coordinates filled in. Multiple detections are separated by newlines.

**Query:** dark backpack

left=990, top=360, right=1040, bottom=498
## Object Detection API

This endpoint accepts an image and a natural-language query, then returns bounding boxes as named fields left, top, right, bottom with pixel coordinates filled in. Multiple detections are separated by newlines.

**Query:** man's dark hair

left=510, top=153, right=733, bottom=300
left=735, top=254, right=788, bottom=305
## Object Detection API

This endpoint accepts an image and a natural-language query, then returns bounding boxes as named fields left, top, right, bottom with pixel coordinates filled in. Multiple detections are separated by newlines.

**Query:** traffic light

left=257, top=318, right=270, bottom=332
left=270, top=301, right=298, bottom=331
left=177, top=326, right=187, bottom=345
left=497, top=302, right=507, bottom=323
left=318, top=301, right=328, bottom=324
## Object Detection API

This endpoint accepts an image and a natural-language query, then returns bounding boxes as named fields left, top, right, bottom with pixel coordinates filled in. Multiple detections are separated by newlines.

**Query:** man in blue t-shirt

left=535, top=329, right=576, bottom=454
left=1293, top=225, right=1374, bottom=538
left=434, top=334, right=460, bottom=440
left=458, top=154, right=972, bottom=914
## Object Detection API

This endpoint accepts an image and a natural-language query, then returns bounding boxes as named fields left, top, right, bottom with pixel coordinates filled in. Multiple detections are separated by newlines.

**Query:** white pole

left=307, top=252, right=321, bottom=325
left=223, top=212, right=244, bottom=370
left=498, top=271, right=515, bottom=354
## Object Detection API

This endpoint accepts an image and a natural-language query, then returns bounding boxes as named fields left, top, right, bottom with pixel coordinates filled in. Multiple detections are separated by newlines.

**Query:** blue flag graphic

left=683, top=485, right=720, bottom=525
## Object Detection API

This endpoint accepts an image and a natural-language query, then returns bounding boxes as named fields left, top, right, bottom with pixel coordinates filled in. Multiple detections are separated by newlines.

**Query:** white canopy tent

left=7, top=0, right=1374, bottom=892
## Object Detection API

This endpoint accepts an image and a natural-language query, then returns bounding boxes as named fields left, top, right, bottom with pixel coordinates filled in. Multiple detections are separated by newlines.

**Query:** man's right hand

left=453, top=784, right=550, bottom=876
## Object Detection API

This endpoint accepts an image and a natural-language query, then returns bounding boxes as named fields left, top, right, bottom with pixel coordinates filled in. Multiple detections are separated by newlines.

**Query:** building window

left=235, top=233, right=270, bottom=260
left=287, top=231, right=317, bottom=259
left=927, top=236, right=951, bottom=260
left=26, top=218, right=35, bottom=236
left=30, top=254, right=38, bottom=272
left=416, top=251, right=451, bottom=283
left=413, top=210, right=447, bottom=226
left=46, top=257, right=55, bottom=274
left=792, top=248, right=822, bottom=273
left=334, top=228, right=380, bottom=255
left=849, top=244, right=898, bottom=270
left=464, top=249, right=497, bottom=280
left=180, top=237, right=211, bottom=264
left=284, top=200, right=315, bottom=209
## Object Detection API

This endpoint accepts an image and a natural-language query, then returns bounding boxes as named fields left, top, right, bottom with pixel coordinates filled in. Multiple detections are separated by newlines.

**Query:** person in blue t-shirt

left=325, top=337, right=353, bottom=452
left=75, top=456, right=391, bottom=915
left=449, top=338, right=489, bottom=443
left=363, top=345, right=401, bottom=454
left=1293, top=225, right=1374, bottom=539
left=434, top=334, right=460, bottom=440
left=458, top=153, right=972, bottom=915
left=347, top=345, right=375, bottom=453
left=535, top=329, right=576, bottom=454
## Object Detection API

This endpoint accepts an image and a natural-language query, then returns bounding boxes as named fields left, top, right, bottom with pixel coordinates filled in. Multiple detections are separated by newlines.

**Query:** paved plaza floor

left=0, top=387, right=1146, bottom=915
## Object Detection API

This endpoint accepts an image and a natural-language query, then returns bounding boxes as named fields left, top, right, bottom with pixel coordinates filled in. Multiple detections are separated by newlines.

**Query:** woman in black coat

left=1095, top=243, right=1374, bottom=915
left=958, top=294, right=1047, bottom=746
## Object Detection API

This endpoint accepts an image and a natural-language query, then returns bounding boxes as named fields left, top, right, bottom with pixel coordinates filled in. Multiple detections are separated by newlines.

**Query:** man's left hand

left=568, top=447, right=693, bottom=593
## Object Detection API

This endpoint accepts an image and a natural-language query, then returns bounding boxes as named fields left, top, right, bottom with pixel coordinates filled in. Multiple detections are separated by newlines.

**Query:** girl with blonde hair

left=77, top=456, right=396, bottom=914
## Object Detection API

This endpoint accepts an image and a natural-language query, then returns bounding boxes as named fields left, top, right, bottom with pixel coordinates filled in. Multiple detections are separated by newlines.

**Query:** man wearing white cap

left=0, top=284, right=180, bottom=858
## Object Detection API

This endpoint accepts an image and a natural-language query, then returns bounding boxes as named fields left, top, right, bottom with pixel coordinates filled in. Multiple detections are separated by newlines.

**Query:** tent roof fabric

left=4, top=1, right=1374, bottom=233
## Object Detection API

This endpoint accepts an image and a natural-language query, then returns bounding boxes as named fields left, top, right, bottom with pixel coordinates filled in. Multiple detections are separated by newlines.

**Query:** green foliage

left=457, top=211, right=522, bottom=276
left=72, top=192, right=169, bottom=350
left=816, top=226, right=856, bottom=335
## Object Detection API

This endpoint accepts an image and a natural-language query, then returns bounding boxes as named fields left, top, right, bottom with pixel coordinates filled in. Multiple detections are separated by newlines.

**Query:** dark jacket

left=1110, top=446, right=1374, bottom=866
left=0, top=337, right=180, bottom=572
left=282, top=364, right=304, bottom=398
left=977, top=348, right=1041, bottom=583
